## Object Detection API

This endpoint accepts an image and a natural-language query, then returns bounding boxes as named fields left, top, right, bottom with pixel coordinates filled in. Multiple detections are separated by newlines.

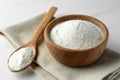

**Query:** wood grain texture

left=44, top=14, right=109, bottom=67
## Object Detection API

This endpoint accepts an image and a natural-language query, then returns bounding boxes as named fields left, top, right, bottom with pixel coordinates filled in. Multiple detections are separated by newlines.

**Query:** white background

left=0, top=0, right=120, bottom=80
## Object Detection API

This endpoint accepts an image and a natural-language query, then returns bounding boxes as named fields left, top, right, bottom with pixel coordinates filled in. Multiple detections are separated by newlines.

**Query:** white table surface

left=0, top=0, right=120, bottom=80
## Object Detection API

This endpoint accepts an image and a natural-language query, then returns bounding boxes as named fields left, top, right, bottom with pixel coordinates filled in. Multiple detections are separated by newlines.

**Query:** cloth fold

left=0, top=13, right=120, bottom=80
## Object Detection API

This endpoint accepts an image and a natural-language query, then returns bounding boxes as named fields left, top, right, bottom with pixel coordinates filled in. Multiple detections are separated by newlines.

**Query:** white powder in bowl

left=50, top=20, right=104, bottom=50
left=8, top=47, right=34, bottom=71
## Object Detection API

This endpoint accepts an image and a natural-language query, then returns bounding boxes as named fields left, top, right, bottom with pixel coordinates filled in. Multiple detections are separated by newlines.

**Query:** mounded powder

left=8, top=47, right=34, bottom=70
left=50, top=20, right=104, bottom=50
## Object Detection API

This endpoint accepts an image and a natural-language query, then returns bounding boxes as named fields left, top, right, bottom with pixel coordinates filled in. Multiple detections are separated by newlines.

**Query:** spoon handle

left=30, top=7, right=57, bottom=46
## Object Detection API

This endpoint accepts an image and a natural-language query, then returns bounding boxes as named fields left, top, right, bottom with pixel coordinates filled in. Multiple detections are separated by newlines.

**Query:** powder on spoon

left=8, top=47, right=34, bottom=71
left=50, top=20, right=104, bottom=50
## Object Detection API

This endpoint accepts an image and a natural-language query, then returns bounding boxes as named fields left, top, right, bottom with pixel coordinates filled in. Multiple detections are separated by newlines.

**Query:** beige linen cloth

left=0, top=13, right=120, bottom=80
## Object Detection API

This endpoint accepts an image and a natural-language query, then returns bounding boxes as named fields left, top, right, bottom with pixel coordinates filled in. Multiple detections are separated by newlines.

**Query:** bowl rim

left=44, top=14, right=109, bottom=52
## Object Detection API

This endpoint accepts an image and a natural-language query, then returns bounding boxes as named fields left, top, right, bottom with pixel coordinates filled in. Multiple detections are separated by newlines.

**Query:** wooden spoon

left=7, top=7, right=57, bottom=72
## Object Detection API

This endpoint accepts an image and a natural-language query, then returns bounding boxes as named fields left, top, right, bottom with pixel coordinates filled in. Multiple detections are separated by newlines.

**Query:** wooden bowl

left=44, top=14, right=109, bottom=67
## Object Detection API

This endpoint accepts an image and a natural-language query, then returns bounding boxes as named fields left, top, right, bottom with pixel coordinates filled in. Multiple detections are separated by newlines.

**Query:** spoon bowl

left=8, top=45, right=36, bottom=72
